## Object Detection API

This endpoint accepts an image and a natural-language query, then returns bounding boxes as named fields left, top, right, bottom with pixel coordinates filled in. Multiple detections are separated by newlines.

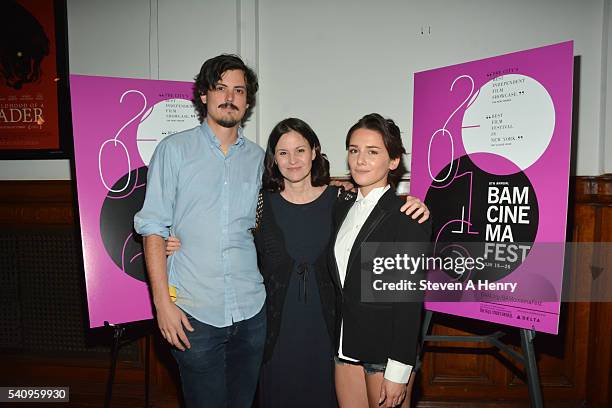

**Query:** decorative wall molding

left=0, top=181, right=73, bottom=225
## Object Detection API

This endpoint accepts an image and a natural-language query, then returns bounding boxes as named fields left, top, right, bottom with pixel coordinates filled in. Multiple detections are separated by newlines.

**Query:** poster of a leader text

left=70, top=75, right=199, bottom=328
left=410, top=41, right=573, bottom=334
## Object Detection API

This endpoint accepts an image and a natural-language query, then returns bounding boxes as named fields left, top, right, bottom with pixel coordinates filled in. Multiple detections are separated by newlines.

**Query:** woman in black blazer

left=331, top=113, right=432, bottom=408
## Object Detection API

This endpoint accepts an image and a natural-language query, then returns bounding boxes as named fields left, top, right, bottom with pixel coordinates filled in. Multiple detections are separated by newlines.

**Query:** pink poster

left=410, top=42, right=573, bottom=334
left=70, top=75, right=199, bottom=328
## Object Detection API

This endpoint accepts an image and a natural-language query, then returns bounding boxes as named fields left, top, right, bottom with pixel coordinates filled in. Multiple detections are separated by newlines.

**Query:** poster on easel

left=70, top=75, right=199, bottom=328
left=410, top=41, right=573, bottom=334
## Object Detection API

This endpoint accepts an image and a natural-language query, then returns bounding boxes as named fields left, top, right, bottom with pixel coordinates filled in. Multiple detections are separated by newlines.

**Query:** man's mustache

left=219, top=102, right=238, bottom=110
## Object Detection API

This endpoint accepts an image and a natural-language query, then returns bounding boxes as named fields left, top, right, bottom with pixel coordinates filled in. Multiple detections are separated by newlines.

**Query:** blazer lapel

left=345, top=204, right=389, bottom=275
left=345, top=188, right=398, bottom=277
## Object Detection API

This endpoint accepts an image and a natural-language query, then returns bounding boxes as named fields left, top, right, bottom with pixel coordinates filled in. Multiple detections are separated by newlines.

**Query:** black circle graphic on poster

left=99, top=166, right=148, bottom=282
left=424, top=154, right=539, bottom=282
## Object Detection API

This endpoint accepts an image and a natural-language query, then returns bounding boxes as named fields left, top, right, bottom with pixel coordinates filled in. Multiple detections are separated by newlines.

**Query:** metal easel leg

left=520, top=329, right=543, bottom=408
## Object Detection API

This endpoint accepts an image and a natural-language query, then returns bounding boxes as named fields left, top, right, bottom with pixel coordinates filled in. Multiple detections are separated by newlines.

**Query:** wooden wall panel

left=580, top=175, right=612, bottom=408
left=0, top=176, right=609, bottom=408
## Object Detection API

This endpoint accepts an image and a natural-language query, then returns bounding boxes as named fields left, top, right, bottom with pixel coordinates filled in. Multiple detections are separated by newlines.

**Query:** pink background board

left=410, top=42, right=574, bottom=334
left=70, top=75, right=197, bottom=328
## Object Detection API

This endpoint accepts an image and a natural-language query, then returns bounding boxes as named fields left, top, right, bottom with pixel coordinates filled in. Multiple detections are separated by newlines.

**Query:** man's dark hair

left=263, top=118, right=330, bottom=192
left=192, top=54, right=258, bottom=124
left=345, top=113, right=407, bottom=188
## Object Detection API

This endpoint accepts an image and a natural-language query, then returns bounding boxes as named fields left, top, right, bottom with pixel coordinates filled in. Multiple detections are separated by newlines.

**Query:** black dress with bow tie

left=255, top=187, right=338, bottom=408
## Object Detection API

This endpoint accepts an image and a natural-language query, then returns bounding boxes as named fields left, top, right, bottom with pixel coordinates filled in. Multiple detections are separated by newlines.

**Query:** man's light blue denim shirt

left=134, top=121, right=265, bottom=328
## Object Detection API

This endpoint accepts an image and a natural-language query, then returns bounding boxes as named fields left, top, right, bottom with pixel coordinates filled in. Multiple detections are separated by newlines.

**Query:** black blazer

left=329, top=187, right=432, bottom=366
left=254, top=190, right=337, bottom=363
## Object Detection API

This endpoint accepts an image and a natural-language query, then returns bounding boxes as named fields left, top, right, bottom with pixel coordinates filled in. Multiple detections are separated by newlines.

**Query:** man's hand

left=378, top=378, right=407, bottom=407
left=155, top=299, right=194, bottom=351
left=166, top=236, right=181, bottom=256
left=400, top=195, right=430, bottom=224
left=142, top=235, right=192, bottom=350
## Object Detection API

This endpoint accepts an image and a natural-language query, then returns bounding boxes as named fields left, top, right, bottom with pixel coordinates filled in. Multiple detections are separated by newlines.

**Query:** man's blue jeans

left=171, top=305, right=266, bottom=408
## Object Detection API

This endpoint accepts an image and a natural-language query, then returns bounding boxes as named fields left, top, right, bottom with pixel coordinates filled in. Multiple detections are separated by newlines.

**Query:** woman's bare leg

left=364, top=372, right=385, bottom=407
left=335, top=362, right=369, bottom=408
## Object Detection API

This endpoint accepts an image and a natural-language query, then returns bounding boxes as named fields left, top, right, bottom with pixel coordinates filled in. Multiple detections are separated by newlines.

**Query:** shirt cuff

left=383, top=358, right=412, bottom=384
left=134, top=218, right=170, bottom=239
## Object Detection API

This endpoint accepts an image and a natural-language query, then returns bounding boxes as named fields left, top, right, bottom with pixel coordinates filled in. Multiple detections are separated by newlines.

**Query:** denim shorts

left=334, top=356, right=386, bottom=375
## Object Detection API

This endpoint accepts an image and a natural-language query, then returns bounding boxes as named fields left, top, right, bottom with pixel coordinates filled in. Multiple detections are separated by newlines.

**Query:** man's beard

left=217, top=117, right=241, bottom=128
left=211, top=104, right=242, bottom=128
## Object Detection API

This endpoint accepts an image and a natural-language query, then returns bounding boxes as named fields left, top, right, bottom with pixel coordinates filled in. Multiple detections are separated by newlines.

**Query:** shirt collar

left=355, top=184, right=390, bottom=206
left=201, top=121, right=245, bottom=148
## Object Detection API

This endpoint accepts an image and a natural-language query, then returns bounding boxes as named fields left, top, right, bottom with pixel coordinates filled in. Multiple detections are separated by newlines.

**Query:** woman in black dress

left=254, top=118, right=337, bottom=407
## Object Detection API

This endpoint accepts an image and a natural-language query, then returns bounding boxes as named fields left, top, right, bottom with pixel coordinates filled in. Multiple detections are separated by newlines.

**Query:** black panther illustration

left=0, top=1, right=50, bottom=89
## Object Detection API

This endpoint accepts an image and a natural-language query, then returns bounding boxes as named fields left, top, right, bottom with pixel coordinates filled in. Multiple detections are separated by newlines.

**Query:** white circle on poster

left=136, top=98, right=199, bottom=165
left=461, top=74, right=555, bottom=172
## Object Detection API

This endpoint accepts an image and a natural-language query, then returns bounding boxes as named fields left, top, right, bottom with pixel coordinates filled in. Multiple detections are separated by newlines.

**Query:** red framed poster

left=0, top=0, right=70, bottom=159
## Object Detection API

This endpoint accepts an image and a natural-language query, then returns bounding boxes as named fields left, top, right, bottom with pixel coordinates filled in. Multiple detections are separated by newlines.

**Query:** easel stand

left=103, top=321, right=151, bottom=408
left=420, top=310, right=543, bottom=408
